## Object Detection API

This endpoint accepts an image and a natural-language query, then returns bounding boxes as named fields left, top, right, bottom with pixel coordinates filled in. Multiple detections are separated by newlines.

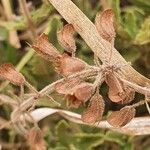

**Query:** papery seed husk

left=32, top=33, right=62, bottom=62
left=106, top=73, right=124, bottom=103
left=118, top=87, right=135, bottom=104
left=74, top=83, right=94, bottom=102
left=95, top=9, right=116, bottom=42
left=26, top=127, right=46, bottom=150
left=81, top=93, right=105, bottom=124
left=57, top=24, right=76, bottom=55
left=58, top=53, right=86, bottom=76
left=0, top=63, right=25, bottom=86
left=107, top=107, right=136, bottom=127
left=55, top=77, right=81, bottom=95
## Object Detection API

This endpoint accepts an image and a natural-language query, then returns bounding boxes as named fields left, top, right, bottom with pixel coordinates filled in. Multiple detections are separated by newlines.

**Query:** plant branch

left=29, top=107, right=150, bottom=136
left=48, top=0, right=150, bottom=87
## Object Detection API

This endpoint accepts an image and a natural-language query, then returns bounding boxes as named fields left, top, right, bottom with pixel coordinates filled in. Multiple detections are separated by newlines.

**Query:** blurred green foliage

left=0, top=0, right=150, bottom=149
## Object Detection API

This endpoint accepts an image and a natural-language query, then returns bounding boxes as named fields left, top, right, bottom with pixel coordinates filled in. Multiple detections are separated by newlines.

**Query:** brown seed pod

left=55, top=77, right=81, bottom=95
left=0, top=63, right=25, bottom=86
left=106, top=73, right=135, bottom=103
left=107, top=107, right=136, bottom=127
left=32, top=33, right=62, bottom=62
left=57, top=24, right=76, bottom=55
left=105, top=73, right=124, bottom=103
left=74, top=83, right=94, bottom=102
left=81, top=93, right=105, bottom=124
left=118, top=87, right=135, bottom=104
left=95, top=9, right=116, bottom=42
left=57, top=53, right=86, bottom=76
left=26, top=127, right=46, bottom=150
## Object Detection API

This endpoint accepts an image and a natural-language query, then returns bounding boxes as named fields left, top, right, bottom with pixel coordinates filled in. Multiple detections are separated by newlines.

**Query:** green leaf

left=135, top=16, right=150, bottom=45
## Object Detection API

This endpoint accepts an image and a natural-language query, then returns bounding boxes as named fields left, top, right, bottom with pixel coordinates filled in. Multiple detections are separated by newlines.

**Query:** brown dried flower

left=26, top=127, right=46, bottom=150
left=106, top=73, right=135, bottom=103
left=67, top=83, right=94, bottom=108
left=55, top=78, right=82, bottom=95
left=57, top=24, right=76, bottom=55
left=0, top=63, right=25, bottom=86
left=32, top=33, right=62, bottom=62
left=55, top=79, right=94, bottom=108
left=57, top=53, right=86, bottom=76
left=107, top=107, right=136, bottom=127
left=95, top=9, right=116, bottom=42
left=81, top=93, right=105, bottom=123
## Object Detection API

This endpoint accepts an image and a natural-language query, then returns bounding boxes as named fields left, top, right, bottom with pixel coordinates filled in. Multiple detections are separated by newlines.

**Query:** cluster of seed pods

left=31, top=9, right=137, bottom=127
left=0, top=9, right=138, bottom=129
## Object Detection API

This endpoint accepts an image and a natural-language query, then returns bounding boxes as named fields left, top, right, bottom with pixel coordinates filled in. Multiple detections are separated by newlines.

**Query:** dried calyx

left=32, top=32, right=86, bottom=77
left=107, top=107, right=136, bottom=127
left=81, top=92, right=105, bottom=123
left=57, top=53, right=86, bottom=76
left=0, top=63, right=25, bottom=86
left=95, top=9, right=116, bottom=42
left=26, top=127, right=46, bottom=150
left=105, top=72, right=135, bottom=104
left=32, top=33, right=62, bottom=62
left=57, top=24, right=76, bottom=56
left=55, top=78, right=94, bottom=108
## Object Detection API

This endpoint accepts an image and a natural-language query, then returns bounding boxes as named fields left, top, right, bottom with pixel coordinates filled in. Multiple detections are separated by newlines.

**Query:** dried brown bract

left=55, top=77, right=81, bottom=95
left=74, top=83, right=94, bottom=102
left=57, top=53, right=86, bottom=76
left=107, top=107, right=136, bottom=127
left=0, top=63, right=25, bottom=86
left=57, top=24, right=76, bottom=55
left=66, top=83, right=94, bottom=108
left=26, top=127, right=46, bottom=150
left=105, top=73, right=135, bottom=103
left=95, top=9, right=115, bottom=42
left=56, top=80, right=94, bottom=108
left=32, top=33, right=62, bottom=62
left=81, top=93, right=104, bottom=123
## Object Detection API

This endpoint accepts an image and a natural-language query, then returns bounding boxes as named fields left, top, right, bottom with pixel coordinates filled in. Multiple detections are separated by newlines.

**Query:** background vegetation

left=0, top=0, right=150, bottom=149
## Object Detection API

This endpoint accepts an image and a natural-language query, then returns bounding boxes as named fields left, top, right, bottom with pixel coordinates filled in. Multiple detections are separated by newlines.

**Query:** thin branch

left=48, top=0, right=150, bottom=87
left=11, top=68, right=100, bottom=123
left=19, top=0, right=36, bottom=40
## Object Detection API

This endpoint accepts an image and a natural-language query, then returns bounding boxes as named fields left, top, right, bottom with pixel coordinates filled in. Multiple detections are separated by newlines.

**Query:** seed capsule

left=58, top=53, right=86, bottom=76
left=81, top=93, right=105, bottom=123
left=107, top=107, right=136, bottom=127
left=57, top=24, right=76, bottom=55
left=95, top=9, right=116, bottom=42
left=0, top=63, right=25, bottom=86
left=32, top=33, right=61, bottom=62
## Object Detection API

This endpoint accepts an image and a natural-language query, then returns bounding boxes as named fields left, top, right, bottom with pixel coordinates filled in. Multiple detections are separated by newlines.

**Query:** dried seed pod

left=55, top=77, right=81, bottom=95
left=81, top=93, right=105, bottom=124
left=0, top=63, right=25, bottom=86
left=106, top=74, right=135, bottom=103
left=26, top=127, right=46, bottom=150
left=107, top=107, right=136, bottom=127
left=57, top=24, right=76, bottom=55
left=32, top=33, right=62, bottom=62
left=95, top=9, right=116, bottom=42
left=118, top=87, right=135, bottom=104
left=74, top=83, right=94, bottom=102
left=57, top=53, right=86, bottom=76
left=106, top=73, right=124, bottom=103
